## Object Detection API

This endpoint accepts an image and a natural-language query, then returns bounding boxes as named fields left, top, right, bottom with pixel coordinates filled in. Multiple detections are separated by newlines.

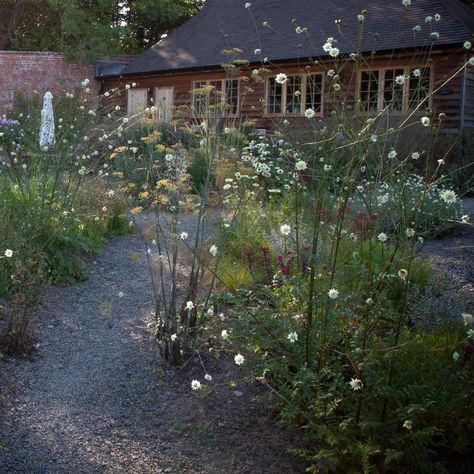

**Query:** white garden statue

left=39, top=91, right=56, bottom=148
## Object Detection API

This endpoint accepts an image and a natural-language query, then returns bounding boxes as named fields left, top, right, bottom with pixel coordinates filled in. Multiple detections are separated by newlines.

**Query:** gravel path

left=0, top=213, right=306, bottom=473
left=420, top=198, right=474, bottom=308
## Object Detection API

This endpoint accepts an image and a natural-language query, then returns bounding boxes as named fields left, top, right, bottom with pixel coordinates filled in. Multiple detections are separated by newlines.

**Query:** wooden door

left=127, top=89, right=148, bottom=118
left=154, top=87, right=174, bottom=123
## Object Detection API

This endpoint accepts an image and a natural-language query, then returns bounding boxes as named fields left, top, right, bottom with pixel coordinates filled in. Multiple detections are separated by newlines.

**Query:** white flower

left=118, top=291, right=124, bottom=298
left=421, top=116, right=430, bottom=127
left=438, top=159, right=445, bottom=166
left=395, top=75, right=407, bottom=85
left=406, top=228, right=415, bottom=238
left=329, top=47, right=340, bottom=58
left=377, top=233, right=388, bottom=242
left=403, top=420, right=413, bottom=430
left=324, top=164, right=332, bottom=172
left=171, top=334, right=177, bottom=341
left=349, top=378, right=363, bottom=391
left=125, top=84, right=131, bottom=90
left=322, top=42, right=332, bottom=53
left=234, top=353, right=245, bottom=365
left=328, top=288, right=339, bottom=299
left=81, top=78, right=90, bottom=87
left=440, top=189, right=457, bottom=204
left=412, top=68, right=421, bottom=78
left=254, top=48, right=261, bottom=55
left=245, top=2, right=251, bottom=8
left=425, top=16, right=433, bottom=23
left=398, top=268, right=408, bottom=280
left=304, top=108, right=316, bottom=119
left=413, top=25, right=421, bottom=33
left=280, top=224, right=291, bottom=236
left=402, top=0, right=411, bottom=6
left=388, top=150, right=397, bottom=160
left=470, top=57, right=474, bottom=67
left=434, top=14, right=441, bottom=22
left=275, top=73, right=288, bottom=84
left=295, top=160, right=307, bottom=171
left=180, top=232, right=188, bottom=240
left=186, top=301, right=195, bottom=311
left=461, top=215, right=470, bottom=224
left=204, top=374, right=213, bottom=381
left=464, top=41, right=472, bottom=50
left=209, top=245, right=218, bottom=256
left=191, top=380, right=202, bottom=390
left=431, top=32, right=440, bottom=40
left=357, top=14, right=364, bottom=23
left=411, top=152, right=420, bottom=160
left=4, top=249, right=13, bottom=258
left=221, top=329, right=229, bottom=340
left=287, top=332, right=298, bottom=343
left=462, top=313, right=473, bottom=325
left=452, top=351, right=460, bottom=362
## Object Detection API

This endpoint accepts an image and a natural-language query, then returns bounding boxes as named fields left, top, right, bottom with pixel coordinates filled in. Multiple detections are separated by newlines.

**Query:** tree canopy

left=0, top=0, right=472, bottom=62
left=0, top=0, right=204, bottom=61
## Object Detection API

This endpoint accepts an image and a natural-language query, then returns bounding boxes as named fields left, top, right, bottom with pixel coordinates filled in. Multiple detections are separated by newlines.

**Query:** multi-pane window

left=358, top=66, right=432, bottom=113
left=408, top=67, right=431, bottom=111
left=383, top=68, right=405, bottom=112
left=267, top=77, right=283, bottom=114
left=306, top=74, right=323, bottom=113
left=192, top=79, right=240, bottom=116
left=285, top=76, right=302, bottom=114
left=359, top=71, right=379, bottom=113
left=225, top=79, right=239, bottom=115
left=267, top=73, right=324, bottom=115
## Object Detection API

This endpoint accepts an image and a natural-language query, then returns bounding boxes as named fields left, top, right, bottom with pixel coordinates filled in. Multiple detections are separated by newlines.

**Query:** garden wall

left=0, top=51, right=99, bottom=114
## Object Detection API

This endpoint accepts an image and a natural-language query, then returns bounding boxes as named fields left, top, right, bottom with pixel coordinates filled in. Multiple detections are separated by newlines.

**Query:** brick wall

left=0, top=51, right=100, bottom=115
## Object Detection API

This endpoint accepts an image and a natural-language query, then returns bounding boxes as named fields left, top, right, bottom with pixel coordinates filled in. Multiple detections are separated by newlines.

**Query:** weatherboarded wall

left=0, top=51, right=99, bottom=114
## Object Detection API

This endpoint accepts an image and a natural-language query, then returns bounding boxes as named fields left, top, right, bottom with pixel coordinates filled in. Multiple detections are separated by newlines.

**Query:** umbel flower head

left=280, top=224, right=291, bottom=236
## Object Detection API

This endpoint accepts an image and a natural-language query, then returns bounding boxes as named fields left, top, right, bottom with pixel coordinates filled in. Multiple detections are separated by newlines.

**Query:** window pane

left=268, top=77, right=283, bottom=114
left=286, top=76, right=302, bottom=114
left=193, top=81, right=207, bottom=116
left=225, top=79, right=239, bottom=114
left=209, top=80, right=223, bottom=107
left=306, top=74, right=323, bottom=112
left=409, top=67, right=430, bottom=110
left=360, top=71, right=379, bottom=112
left=383, top=68, right=404, bottom=111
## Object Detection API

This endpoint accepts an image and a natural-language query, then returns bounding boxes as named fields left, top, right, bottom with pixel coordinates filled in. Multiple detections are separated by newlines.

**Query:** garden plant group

left=1, top=3, right=474, bottom=473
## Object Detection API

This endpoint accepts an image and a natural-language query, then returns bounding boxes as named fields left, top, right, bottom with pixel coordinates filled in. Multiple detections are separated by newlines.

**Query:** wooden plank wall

left=103, top=47, right=468, bottom=134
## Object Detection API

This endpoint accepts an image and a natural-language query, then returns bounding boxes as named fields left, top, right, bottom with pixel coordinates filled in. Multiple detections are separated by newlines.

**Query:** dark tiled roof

left=122, top=0, right=474, bottom=76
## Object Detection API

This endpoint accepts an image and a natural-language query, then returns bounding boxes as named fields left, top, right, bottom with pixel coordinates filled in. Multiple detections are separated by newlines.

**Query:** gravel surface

left=0, top=213, right=306, bottom=474
left=420, top=198, right=474, bottom=308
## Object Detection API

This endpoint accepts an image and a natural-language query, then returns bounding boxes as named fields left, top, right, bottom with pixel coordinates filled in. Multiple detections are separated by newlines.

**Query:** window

left=408, top=67, right=431, bottom=111
left=266, top=73, right=324, bottom=116
left=192, top=79, right=240, bottom=116
left=358, top=66, right=432, bottom=113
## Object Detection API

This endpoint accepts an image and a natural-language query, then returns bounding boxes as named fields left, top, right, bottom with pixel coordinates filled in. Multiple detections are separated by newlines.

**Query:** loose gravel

left=0, top=213, right=306, bottom=474
left=420, top=198, right=474, bottom=308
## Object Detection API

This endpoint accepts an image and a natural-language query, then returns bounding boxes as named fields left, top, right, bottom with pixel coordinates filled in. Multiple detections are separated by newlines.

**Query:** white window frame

left=192, top=79, right=240, bottom=117
left=265, top=73, right=325, bottom=117
left=357, top=65, right=434, bottom=114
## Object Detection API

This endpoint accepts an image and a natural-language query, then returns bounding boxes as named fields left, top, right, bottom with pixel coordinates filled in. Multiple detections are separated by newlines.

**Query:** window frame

left=192, top=78, right=240, bottom=117
left=357, top=65, right=434, bottom=115
left=265, top=72, right=325, bottom=117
